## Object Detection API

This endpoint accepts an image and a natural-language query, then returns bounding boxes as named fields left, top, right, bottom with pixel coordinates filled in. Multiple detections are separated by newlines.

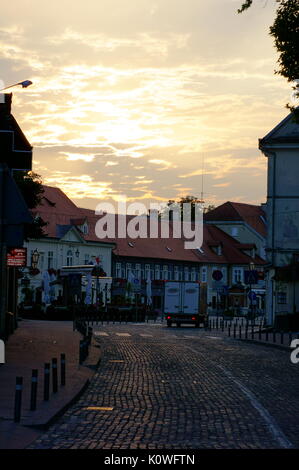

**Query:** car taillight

left=167, top=316, right=171, bottom=320
left=192, top=316, right=196, bottom=321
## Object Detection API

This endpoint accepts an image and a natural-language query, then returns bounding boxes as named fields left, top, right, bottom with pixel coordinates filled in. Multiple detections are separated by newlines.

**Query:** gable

left=259, top=112, right=299, bottom=148
left=58, top=226, right=85, bottom=243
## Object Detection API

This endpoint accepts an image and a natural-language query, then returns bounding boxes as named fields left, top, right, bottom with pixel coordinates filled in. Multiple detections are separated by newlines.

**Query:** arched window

left=66, top=250, right=73, bottom=266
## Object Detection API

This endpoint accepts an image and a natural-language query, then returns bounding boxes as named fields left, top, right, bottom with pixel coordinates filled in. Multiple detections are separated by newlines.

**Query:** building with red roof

left=22, top=186, right=266, bottom=315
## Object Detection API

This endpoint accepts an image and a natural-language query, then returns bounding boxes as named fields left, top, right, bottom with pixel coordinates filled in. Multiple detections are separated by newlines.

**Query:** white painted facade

left=20, top=226, right=114, bottom=304
left=259, top=112, right=299, bottom=324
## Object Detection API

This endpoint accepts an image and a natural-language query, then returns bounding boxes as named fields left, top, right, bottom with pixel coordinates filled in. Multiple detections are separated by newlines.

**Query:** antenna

left=200, top=154, right=205, bottom=204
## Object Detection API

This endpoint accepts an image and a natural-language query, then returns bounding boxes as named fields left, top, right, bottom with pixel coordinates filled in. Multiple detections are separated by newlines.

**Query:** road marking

left=84, top=407, right=113, bottom=411
left=116, top=333, right=131, bottom=337
left=94, top=332, right=109, bottom=336
left=140, top=334, right=153, bottom=338
left=185, top=345, right=293, bottom=449
left=205, top=336, right=222, bottom=340
left=109, top=360, right=125, bottom=363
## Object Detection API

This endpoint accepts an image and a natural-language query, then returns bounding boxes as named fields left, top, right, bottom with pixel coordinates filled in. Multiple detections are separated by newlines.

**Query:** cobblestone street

left=29, top=323, right=299, bottom=449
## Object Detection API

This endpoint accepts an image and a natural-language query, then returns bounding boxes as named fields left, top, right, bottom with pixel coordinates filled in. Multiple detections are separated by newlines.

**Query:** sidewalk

left=0, top=319, right=101, bottom=449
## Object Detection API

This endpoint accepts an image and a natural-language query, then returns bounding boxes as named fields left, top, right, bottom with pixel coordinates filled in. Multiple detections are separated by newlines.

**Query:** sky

left=0, top=0, right=293, bottom=213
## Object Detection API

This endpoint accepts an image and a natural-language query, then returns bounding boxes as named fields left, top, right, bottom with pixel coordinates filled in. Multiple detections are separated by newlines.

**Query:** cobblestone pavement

left=29, top=323, right=299, bottom=449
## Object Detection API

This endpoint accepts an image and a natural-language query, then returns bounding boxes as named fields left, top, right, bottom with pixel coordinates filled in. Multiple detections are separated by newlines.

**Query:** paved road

left=29, top=323, right=299, bottom=449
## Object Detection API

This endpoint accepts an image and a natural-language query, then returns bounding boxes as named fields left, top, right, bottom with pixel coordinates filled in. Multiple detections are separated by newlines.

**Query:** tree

left=238, top=0, right=299, bottom=119
left=13, top=171, right=47, bottom=239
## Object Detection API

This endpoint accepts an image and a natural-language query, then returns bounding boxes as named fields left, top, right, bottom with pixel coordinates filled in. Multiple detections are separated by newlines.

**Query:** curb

left=25, top=348, right=102, bottom=432
left=24, top=378, right=91, bottom=431
left=228, top=337, right=292, bottom=352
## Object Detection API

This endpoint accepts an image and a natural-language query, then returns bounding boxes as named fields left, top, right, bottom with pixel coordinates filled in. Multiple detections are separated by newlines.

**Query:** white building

left=20, top=186, right=115, bottom=305
left=259, top=111, right=299, bottom=326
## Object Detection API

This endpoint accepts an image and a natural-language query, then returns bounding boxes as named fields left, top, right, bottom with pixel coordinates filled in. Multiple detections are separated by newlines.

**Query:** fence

left=207, top=315, right=298, bottom=348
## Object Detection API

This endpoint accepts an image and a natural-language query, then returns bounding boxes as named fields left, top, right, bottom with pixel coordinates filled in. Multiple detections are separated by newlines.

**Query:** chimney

left=0, top=93, right=12, bottom=116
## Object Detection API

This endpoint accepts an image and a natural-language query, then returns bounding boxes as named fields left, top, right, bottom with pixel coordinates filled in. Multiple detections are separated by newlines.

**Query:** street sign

left=132, top=278, right=141, bottom=293
left=7, top=248, right=27, bottom=267
left=244, top=270, right=258, bottom=285
left=248, top=291, right=257, bottom=301
left=212, top=270, right=223, bottom=281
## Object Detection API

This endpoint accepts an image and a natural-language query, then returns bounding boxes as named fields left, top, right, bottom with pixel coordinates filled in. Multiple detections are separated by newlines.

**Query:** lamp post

left=0, top=80, right=33, bottom=92
left=31, top=249, right=39, bottom=270
left=249, top=261, right=255, bottom=320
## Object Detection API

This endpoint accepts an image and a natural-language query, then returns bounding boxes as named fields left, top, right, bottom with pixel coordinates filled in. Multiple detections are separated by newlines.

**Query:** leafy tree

left=238, top=0, right=299, bottom=119
left=13, top=171, right=47, bottom=239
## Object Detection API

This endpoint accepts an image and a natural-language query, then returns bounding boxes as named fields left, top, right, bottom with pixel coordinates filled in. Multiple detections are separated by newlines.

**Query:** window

left=145, top=264, right=150, bottom=279
left=163, top=265, right=169, bottom=280
left=126, top=263, right=132, bottom=277
left=116, top=263, right=122, bottom=278
left=66, top=250, right=73, bottom=266
left=233, top=267, right=243, bottom=284
left=174, top=266, right=179, bottom=281
left=221, top=267, right=227, bottom=283
left=201, top=266, right=207, bottom=283
left=231, top=227, right=239, bottom=237
left=155, top=265, right=160, bottom=280
left=191, top=267, right=197, bottom=281
left=39, top=252, right=44, bottom=270
left=84, top=253, right=90, bottom=265
left=184, top=267, right=190, bottom=281
left=48, top=251, right=54, bottom=269
left=277, top=292, right=287, bottom=304
left=135, top=264, right=141, bottom=279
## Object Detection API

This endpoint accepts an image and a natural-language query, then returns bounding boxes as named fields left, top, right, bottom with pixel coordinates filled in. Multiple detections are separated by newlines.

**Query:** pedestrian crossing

left=93, top=331, right=205, bottom=339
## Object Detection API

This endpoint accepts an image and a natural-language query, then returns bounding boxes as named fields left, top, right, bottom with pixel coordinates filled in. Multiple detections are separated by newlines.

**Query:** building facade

left=259, top=111, right=299, bottom=325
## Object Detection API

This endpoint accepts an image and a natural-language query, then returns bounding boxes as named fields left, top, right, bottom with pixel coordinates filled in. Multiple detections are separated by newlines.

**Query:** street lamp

left=248, top=262, right=255, bottom=320
left=0, top=80, right=33, bottom=91
left=31, top=249, right=39, bottom=270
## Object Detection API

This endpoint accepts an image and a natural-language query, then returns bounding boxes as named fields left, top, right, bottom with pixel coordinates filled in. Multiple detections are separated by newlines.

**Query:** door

left=164, top=282, right=181, bottom=314
left=182, top=282, right=199, bottom=314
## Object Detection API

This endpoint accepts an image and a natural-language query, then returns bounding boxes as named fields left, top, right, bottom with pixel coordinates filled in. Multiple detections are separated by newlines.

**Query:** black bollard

left=60, top=353, right=66, bottom=386
left=273, top=331, right=276, bottom=343
left=30, top=369, right=38, bottom=411
left=79, top=339, right=84, bottom=364
left=259, top=325, right=262, bottom=341
left=14, top=377, right=23, bottom=423
left=52, top=358, right=58, bottom=393
left=44, top=363, right=50, bottom=401
left=239, top=325, right=242, bottom=339
left=280, top=332, right=284, bottom=345
left=228, top=326, right=231, bottom=337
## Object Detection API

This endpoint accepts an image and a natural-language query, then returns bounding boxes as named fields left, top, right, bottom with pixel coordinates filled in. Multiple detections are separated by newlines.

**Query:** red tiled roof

left=204, top=201, right=267, bottom=237
left=34, top=186, right=265, bottom=266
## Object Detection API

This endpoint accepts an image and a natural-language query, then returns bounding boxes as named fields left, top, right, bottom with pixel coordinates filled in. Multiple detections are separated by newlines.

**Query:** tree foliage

left=13, top=171, right=47, bottom=239
left=238, top=0, right=299, bottom=118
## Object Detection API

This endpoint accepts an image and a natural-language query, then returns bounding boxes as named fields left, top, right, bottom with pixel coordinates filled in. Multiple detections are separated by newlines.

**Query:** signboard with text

left=7, top=248, right=27, bottom=267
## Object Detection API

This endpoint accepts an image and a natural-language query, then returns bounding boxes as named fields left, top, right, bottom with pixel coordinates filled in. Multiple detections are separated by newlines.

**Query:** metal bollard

left=52, top=358, right=58, bottom=393
left=233, top=324, right=236, bottom=338
left=44, top=363, right=50, bottom=401
left=251, top=325, right=254, bottom=340
left=228, top=326, right=231, bottom=337
left=239, top=325, right=242, bottom=339
left=245, top=325, right=248, bottom=339
left=60, top=353, right=66, bottom=387
left=14, top=377, right=23, bottom=423
left=87, top=327, right=93, bottom=345
left=30, top=369, right=38, bottom=411
left=280, top=332, right=284, bottom=345
left=266, top=329, right=269, bottom=342
left=259, top=325, right=262, bottom=341
left=273, top=331, right=276, bottom=343
left=79, top=340, right=84, bottom=364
